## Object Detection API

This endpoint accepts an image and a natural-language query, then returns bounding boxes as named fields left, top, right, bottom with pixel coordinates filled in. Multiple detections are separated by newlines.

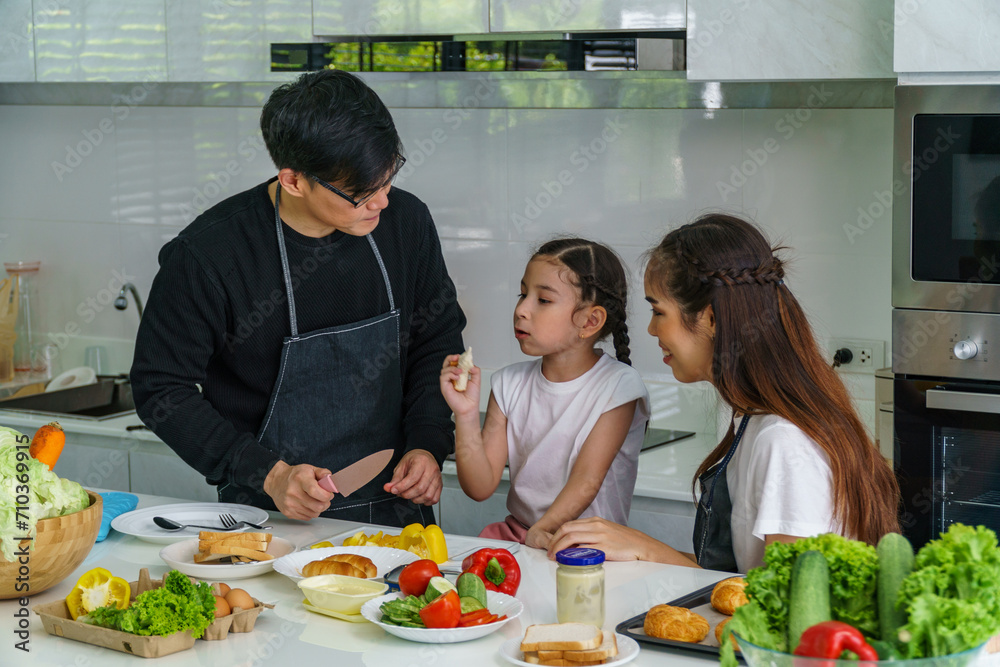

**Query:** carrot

left=30, top=421, right=65, bottom=470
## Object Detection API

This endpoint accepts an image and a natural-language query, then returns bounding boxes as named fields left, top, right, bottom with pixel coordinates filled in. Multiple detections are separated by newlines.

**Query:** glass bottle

left=4, top=261, right=41, bottom=374
left=555, top=548, right=605, bottom=627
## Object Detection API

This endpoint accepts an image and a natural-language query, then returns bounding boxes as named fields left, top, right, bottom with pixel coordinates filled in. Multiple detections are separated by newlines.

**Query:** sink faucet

left=115, top=282, right=144, bottom=319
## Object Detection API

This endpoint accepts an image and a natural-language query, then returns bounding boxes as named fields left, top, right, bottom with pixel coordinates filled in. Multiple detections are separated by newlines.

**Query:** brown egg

left=225, top=588, right=255, bottom=612
left=213, top=595, right=231, bottom=617
left=214, top=582, right=231, bottom=596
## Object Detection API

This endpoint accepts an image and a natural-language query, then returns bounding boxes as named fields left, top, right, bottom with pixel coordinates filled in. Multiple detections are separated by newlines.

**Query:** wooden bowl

left=0, top=490, right=102, bottom=599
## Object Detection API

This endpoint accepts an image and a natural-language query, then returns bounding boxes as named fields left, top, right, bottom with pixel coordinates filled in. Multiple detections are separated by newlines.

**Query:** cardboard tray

left=32, top=569, right=271, bottom=656
left=615, top=580, right=746, bottom=662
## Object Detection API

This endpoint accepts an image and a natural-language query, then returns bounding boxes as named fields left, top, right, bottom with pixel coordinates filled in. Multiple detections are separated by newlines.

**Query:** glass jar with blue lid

left=555, top=548, right=605, bottom=627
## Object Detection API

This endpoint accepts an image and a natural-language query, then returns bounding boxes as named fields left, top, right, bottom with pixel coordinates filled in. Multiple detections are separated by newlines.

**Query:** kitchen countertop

left=0, top=408, right=715, bottom=503
left=1, top=491, right=731, bottom=666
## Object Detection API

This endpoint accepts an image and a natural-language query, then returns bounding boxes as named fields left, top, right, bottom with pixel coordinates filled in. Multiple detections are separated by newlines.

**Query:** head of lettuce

left=0, top=425, right=89, bottom=562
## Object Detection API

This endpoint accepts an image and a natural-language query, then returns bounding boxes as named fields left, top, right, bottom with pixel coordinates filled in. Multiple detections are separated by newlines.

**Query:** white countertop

left=1, top=492, right=730, bottom=666
left=0, top=409, right=715, bottom=503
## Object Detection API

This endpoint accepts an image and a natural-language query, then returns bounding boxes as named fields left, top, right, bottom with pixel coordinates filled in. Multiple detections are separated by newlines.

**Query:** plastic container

left=555, top=547, right=605, bottom=627
left=298, top=574, right=388, bottom=615
left=4, top=261, right=41, bottom=373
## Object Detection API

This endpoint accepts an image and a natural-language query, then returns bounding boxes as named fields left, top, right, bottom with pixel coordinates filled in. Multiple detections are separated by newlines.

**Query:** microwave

left=892, top=85, right=1000, bottom=314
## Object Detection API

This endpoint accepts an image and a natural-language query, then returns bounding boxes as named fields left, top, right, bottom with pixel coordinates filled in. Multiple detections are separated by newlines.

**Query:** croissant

left=302, top=559, right=366, bottom=578
left=322, top=554, right=377, bottom=578
left=711, top=577, right=748, bottom=615
left=643, top=605, right=710, bottom=643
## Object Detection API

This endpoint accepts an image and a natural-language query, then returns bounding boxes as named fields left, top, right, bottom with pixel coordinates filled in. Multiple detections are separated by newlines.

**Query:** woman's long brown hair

left=646, top=214, right=900, bottom=544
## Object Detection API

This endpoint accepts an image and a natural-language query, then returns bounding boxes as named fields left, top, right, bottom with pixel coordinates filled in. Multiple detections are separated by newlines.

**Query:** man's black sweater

left=131, top=180, right=465, bottom=490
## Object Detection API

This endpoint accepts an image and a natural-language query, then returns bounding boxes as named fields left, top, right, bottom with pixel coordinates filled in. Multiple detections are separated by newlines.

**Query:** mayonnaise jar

left=555, top=548, right=605, bottom=627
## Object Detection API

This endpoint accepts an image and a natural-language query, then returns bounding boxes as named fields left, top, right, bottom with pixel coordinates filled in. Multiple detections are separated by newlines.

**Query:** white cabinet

left=52, top=435, right=131, bottom=492
left=33, top=0, right=167, bottom=82
left=0, top=0, right=35, bottom=82
left=312, top=0, right=489, bottom=37
left=129, top=442, right=218, bottom=502
left=490, top=0, right=684, bottom=33
left=438, top=473, right=509, bottom=537
left=894, top=1, right=1000, bottom=74
left=686, top=0, right=895, bottom=81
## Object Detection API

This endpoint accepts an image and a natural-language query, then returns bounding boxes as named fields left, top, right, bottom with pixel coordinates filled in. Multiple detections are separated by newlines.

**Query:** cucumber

left=788, top=550, right=832, bottom=650
left=877, top=532, right=915, bottom=643
left=423, top=576, right=457, bottom=603
left=457, top=572, right=488, bottom=608
left=460, top=595, right=485, bottom=614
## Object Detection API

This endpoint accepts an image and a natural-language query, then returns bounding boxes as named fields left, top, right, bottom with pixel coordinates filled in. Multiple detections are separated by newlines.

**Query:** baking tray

left=615, top=579, right=746, bottom=662
left=318, top=525, right=520, bottom=563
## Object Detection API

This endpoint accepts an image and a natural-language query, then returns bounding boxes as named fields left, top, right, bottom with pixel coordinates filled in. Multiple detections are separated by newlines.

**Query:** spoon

left=153, top=516, right=237, bottom=532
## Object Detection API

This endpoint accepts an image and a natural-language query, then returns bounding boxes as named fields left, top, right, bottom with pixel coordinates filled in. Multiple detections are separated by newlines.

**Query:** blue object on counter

left=97, top=492, right=138, bottom=542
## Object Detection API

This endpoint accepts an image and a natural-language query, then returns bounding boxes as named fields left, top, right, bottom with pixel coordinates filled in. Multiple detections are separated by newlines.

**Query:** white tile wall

left=894, top=0, right=1000, bottom=74
left=0, top=98, right=893, bottom=438
left=0, top=0, right=34, bottom=82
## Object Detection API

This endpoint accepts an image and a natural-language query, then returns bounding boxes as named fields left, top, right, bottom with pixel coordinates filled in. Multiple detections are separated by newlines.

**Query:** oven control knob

left=953, top=340, right=979, bottom=360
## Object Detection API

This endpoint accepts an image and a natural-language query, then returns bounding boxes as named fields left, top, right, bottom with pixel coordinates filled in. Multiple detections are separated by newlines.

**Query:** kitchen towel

left=97, top=491, right=138, bottom=542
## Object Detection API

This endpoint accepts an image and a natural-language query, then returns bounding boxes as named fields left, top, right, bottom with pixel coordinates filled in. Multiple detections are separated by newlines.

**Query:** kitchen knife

left=319, top=449, right=394, bottom=497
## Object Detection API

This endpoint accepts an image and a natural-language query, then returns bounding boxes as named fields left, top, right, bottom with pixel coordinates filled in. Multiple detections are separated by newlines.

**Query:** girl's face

left=514, top=258, right=589, bottom=356
left=644, top=271, right=715, bottom=383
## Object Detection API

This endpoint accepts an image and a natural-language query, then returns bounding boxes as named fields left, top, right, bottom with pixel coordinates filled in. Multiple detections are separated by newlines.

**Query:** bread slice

left=520, top=624, right=603, bottom=652
left=522, top=653, right=540, bottom=665
left=563, top=632, right=617, bottom=662
left=199, top=530, right=272, bottom=542
left=197, top=545, right=274, bottom=561
left=537, top=650, right=563, bottom=661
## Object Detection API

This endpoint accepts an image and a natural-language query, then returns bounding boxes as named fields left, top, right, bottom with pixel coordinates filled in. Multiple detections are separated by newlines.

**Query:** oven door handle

left=926, top=388, right=1000, bottom=414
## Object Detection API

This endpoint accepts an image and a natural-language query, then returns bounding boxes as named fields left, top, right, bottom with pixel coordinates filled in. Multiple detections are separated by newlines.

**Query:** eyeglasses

left=306, top=156, right=407, bottom=208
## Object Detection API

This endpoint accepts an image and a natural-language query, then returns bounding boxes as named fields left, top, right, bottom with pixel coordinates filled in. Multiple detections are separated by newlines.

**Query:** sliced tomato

left=458, top=610, right=501, bottom=627
left=418, top=590, right=461, bottom=629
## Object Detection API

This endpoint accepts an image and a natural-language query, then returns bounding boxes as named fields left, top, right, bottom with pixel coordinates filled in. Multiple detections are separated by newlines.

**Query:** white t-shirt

left=491, top=353, right=651, bottom=527
left=725, top=413, right=841, bottom=572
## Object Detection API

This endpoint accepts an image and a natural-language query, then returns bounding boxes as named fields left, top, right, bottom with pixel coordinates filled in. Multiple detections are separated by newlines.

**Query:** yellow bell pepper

left=65, top=567, right=131, bottom=620
left=399, top=523, right=448, bottom=564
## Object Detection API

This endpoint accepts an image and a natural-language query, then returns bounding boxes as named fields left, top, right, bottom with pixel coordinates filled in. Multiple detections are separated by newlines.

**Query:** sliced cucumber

left=460, top=595, right=486, bottom=614
left=424, top=576, right=458, bottom=603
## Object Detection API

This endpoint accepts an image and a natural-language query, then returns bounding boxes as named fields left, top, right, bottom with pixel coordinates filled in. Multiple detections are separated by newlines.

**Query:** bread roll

left=643, top=605, right=710, bottom=643
left=322, top=554, right=377, bottom=578
left=302, top=559, right=366, bottom=578
left=711, top=577, right=748, bottom=615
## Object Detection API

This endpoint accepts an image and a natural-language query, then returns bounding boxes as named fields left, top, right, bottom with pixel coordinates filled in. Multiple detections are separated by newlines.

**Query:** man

left=131, top=69, right=465, bottom=525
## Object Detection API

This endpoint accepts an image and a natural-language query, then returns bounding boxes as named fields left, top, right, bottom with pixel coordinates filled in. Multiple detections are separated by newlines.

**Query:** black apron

left=218, top=187, right=432, bottom=527
left=692, top=415, right=750, bottom=572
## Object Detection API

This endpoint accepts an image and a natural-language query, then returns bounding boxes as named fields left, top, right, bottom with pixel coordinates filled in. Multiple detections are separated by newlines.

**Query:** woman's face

left=644, top=271, right=715, bottom=384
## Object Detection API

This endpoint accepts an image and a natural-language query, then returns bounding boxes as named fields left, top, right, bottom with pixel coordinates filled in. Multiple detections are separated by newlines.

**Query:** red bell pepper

left=793, top=621, right=879, bottom=661
left=461, top=548, right=521, bottom=596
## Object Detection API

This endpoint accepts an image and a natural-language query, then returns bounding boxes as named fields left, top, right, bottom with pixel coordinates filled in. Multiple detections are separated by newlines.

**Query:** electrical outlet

left=828, top=338, right=885, bottom=374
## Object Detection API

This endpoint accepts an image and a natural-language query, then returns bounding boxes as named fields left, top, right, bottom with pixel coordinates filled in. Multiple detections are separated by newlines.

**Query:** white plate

left=159, top=536, right=295, bottom=581
left=45, top=366, right=97, bottom=392
left=360, top=590, right=523, bottom=644
left=499, top=633, right=639, bottom=667
left=111, top=503, right=271, bottom=544
left=320, top=525, right=520, bottom=563
left=273, top=546, right=419, bottom=581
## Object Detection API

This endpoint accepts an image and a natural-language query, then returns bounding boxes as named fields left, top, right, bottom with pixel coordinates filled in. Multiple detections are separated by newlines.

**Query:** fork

left=219, top=513, right=271, bottom=530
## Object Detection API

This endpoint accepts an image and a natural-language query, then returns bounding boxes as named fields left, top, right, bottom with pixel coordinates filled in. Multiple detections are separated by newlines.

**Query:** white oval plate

left=111, top=503, right=271, bottom=544
left=361, top=590, right=523, bottom=644
left=499, top=633, right=639, bottom=667
left=159, top=536, right=295, bottom=581
left=273, top=546, right=419, bottom=581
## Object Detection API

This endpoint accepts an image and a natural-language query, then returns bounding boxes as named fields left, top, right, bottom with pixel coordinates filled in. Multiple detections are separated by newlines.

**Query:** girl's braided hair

left=533, top=238, right=632, bottom=365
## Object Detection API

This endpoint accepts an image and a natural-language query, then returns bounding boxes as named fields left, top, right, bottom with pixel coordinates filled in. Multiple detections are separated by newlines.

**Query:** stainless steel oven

left=893, top=85, right=1000, bottom=548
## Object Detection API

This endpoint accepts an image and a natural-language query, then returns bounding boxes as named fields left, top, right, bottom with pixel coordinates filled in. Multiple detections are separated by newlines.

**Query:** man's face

left=302, top=179, right=391, bottom=236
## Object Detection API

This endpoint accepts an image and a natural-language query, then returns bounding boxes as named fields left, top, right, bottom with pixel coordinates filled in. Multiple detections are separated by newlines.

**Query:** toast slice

left=564, top=632, right=617, bottom=662
left=199, top=530, right=272, bottom=542
left=520, top=624, right=603, bottom=652
left=196, top=545, right=274, bottom=561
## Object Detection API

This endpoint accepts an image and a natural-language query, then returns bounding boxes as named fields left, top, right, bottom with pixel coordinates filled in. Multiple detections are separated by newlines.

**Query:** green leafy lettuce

left=0, top=425, right=89, bottom=561
left=896, top=524, right=1000, bottom=658
left=86, top=570, right=217, bottom=638
left=719, top=600, right=782, bottom=667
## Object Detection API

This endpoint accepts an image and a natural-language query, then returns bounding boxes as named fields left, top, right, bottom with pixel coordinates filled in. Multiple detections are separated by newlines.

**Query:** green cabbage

left=0, top=425, right=90, bottom=562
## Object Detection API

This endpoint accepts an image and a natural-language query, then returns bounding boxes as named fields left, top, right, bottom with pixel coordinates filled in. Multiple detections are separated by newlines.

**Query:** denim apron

left=219, top=187, right=433, bottom=527
left=692, top=415, right=750, bottom=572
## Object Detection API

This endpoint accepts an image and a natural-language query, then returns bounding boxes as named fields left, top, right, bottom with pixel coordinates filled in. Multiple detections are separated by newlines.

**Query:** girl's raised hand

left=440, top=354, right=481, bottom=418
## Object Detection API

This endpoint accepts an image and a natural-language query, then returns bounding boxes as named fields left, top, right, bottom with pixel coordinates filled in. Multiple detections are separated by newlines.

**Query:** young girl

left=440, top=238, right=650, bottom=550
left=546, top=214, right=900, bottom=572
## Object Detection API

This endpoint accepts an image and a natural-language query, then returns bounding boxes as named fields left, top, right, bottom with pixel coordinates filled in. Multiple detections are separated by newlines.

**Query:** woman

left=546, top=214, right=900, bottom=573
